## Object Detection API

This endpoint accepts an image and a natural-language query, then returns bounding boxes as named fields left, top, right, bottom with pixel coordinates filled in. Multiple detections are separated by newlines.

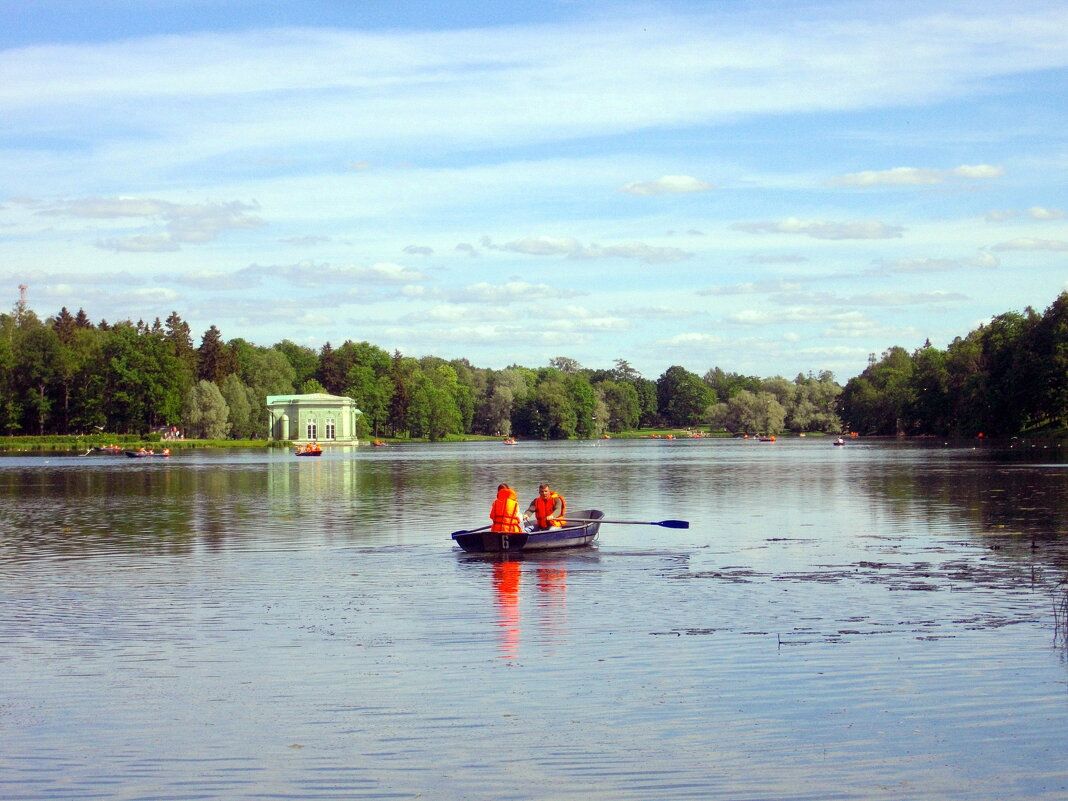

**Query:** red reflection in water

left=492, top=559, right=569, bottom=658
left=492, top=560, right=521, bottom=658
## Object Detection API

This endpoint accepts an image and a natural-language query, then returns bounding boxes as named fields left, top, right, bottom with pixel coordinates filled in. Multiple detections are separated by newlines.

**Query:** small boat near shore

left=452, top=509, right=604, bottom=554
left=125, top=449, right=169, bottom=458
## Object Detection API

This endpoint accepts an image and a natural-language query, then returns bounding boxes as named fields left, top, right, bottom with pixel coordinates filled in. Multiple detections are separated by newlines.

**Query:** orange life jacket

left=533, top=491, right=566, bottom=528
left=490, top=488, right=523, bottom=533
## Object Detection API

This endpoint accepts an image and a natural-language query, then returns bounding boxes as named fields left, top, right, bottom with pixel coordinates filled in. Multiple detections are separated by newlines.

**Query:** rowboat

left=125, top=450, right=169, bottom=458
left=452, top=509, right=604, bottom=554
left=295, top=448, right=322, bottom=457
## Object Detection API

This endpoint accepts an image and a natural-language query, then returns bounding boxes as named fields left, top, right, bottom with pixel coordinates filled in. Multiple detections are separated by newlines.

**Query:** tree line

left=0, top=299, right=844, bottom=440
left=839, top=291, right=1068, bottom=437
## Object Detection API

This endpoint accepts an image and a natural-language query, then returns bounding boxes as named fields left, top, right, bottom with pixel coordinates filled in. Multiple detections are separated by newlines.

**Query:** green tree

left=220, top=373, right=253, bottom=438
left=1030, top=292, right=1068, bottom=429
left=535, top=372, right=578, bottom=439
left=317, top=342, right=347, bottom=394
left=274, top=340, right=319, bottom=387
left=704, top=367, right=764, bottom=403
left=196, top=325, right=236, bottom=385
left=182, top=379, right=231, bottom=439
left=840, top=347, right=915, bottom=435
left=906, top=343, right=951, bottom=434
left=566, top=374, right=598, bottom=438
left=229, top=339, right=296, bottom=436
left=977, top=310, right=1040, bottom=435
left=634, top=376, right=658, bottom=427
left=388, top=352, right=418, bottom=437
left=717, top=389, right=786, bottom=435
left=299, top=377, right=327, bottom=394
left=55, top=326, right=107, bottom=433
left=789, top=371, right=842, bottom=433
left=597, top=379, right=641, bottom=431
left=348, top=365, right=394, bottom=436
left=14, top=322, right=60, bottom=434
left=102, top=323, right=184, bottom=433
left=657, top=365, right=711, bottom=427
left=52, top=307, right=77, bottom=344
left=0, top=314, right=21, bottom=433
left=165, top=311, right=196, bottom=378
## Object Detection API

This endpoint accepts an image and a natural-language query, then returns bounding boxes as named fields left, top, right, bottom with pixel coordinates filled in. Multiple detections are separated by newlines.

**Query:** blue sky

left=2, top=0, right=1066, bottom=382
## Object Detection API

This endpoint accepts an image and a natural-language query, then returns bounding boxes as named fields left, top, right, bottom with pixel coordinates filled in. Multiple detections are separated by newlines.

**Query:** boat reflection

left=481, top=554, right=583, bottom=659
left=492, top=560, right=521, bottom=658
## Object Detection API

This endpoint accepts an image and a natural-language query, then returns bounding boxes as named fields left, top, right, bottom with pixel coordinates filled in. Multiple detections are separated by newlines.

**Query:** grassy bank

left=0, top=435, right=284, bottom=452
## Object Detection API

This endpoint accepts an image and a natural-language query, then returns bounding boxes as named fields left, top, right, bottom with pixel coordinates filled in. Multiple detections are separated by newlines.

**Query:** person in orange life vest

left=523, top=483, right=567, bottom=529
left=490, top=483, right=523, bottom=533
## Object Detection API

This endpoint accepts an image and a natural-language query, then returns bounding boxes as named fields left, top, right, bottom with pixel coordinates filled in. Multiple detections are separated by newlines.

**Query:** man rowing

left=522, top=483, right=567, bottom=530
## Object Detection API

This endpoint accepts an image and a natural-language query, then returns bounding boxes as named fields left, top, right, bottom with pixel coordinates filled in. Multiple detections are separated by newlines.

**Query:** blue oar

left=569, top=517, right=689, bottom=529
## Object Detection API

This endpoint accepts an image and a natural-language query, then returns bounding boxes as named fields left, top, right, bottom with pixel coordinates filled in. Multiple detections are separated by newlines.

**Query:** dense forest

left=1, top=291, right=1063, bottom=440
left=839, top=291, right=1068, bottom=436
left=0, top=299, right=841, bottom=440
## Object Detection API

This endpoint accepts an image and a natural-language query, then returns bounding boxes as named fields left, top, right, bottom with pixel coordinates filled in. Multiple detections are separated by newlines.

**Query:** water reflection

left=478, top=554, right=575, bottom=659
left=492, top=559, right=521, bottom=658
left=4, top=441, right=1068, bottom=800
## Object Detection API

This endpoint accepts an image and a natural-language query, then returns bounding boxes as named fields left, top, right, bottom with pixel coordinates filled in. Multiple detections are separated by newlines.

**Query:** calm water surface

left=2, top=438, right=1068, bottom=800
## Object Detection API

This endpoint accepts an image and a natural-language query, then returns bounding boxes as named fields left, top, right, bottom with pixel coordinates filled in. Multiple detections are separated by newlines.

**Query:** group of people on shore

left=490, top=483, right=566, bottom=533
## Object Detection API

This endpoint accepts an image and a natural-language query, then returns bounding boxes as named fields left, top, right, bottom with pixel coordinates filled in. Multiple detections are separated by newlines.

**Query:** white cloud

left=747, top=253, right=809, bottom=264
left=829, top=164, right=1003, bottom=186
left=991, top=238, right=1068, bottom=252
left=280, top=235, right=330, bottom=246
left=876, top=257, right=961, bottom=274
left=986, top=206, right=1065, bottom=222
left=97, top=234, right=180, bottom=253
left=985, top=209, right=1018, bottom=222
left=1028, top=206, right=1066, bottom=220
left=236, top=260, right=428, bottom=288
left=482, top=235, right=692, bottom=263
left=875, top=253, right=998, bottom=274
left=619, top=175, right=713, bottom=195
left=732, top=217, right=904, bottom=240
left=457, top=281, right=583, bottom=304
left=662, top=332, right=723, bottom=346
left=697, top=279, right=804, bottom=296
left=41, top=196, right=265, bottom=252
left=844, top=291, right=967, bottom=307
left=119, top=288, right=180, bottom=303
left=169, top=270, right=251, bottom=290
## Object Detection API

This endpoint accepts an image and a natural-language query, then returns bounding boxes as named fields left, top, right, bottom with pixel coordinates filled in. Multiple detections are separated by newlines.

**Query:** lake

left=2, top=438, right=1067, bottom=800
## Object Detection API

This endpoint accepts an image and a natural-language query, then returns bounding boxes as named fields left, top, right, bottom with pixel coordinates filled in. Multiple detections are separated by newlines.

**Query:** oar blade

left=563, top=517, right=690, bottom=529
